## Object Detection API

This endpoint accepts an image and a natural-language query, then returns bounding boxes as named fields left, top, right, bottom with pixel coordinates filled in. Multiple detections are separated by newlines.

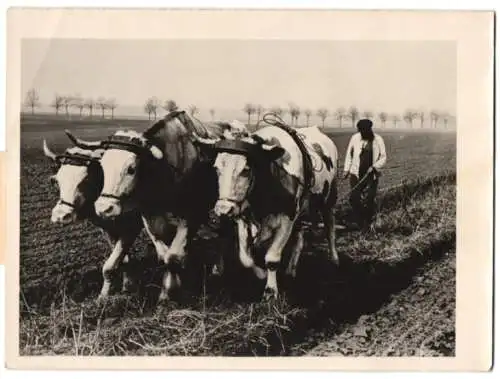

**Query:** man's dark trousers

left=349, top=172, right=378, bottom=228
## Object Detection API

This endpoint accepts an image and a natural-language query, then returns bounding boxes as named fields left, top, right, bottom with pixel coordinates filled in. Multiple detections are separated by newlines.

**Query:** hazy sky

left=22, top=39, right=456, bottom=117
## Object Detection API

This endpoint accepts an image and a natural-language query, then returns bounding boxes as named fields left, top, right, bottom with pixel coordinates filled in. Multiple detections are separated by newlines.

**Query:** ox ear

left=149, top=145, right=163, bottom=160
left=261, top=143, right=285, bottom=161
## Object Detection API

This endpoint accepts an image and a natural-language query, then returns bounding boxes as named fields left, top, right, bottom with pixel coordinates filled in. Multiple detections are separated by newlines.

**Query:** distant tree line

left=23, top=89, right=453, bottom=129
left=143, top=97, right=202, bottom=121
left=23, top=88, right=118, bottom=119
left=241, top=103, right=453, bottom=130
left=141, top=98, right=452, bottom=129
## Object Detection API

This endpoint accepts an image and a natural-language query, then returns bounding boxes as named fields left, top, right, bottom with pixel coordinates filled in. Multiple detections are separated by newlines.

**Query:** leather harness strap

left=267, top=120, right=314, bottom=208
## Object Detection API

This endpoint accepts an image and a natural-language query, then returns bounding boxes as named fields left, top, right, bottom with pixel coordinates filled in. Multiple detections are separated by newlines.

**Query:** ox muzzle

left=214, top=199, right=245, bottom=218
left=94, top=194, right=124, bottom=219
left=51, top=201, right=78, bottom=225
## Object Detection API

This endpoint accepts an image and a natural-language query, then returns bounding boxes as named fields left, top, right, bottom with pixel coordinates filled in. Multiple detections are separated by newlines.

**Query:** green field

left=19, top=114, right=456, bottom=356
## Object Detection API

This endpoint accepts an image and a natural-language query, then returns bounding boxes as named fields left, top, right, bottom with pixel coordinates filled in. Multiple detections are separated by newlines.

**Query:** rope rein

left=336, top=171, right=374, bottom=204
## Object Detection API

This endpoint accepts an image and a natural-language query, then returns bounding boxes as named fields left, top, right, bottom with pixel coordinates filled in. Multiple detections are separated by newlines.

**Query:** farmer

left=343, top=118, right=387, bottom=230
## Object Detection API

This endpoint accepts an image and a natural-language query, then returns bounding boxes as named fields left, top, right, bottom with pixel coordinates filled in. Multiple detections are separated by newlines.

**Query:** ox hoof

left=263, top=287, right=278, bottom=302
left=97, top=293, right=109, bottom=304
left=157, top=287, right=183, bottom=305
left=121, top=278, right=135, bottom=294
left=157, top=289, right=170, bottom=304
left=212, top=264, right=224, bottom=277
left=330, top=253, right=340, bottom=266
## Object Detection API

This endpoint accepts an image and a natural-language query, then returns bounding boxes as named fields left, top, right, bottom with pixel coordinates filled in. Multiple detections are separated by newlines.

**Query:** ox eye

left=127, top=166, right=136, bottom=175
left=49, top=175, right=58, bottom=186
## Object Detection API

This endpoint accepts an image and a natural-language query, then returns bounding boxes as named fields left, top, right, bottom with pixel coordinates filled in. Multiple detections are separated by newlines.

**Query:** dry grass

left=20, top=173, right=456, bottom=356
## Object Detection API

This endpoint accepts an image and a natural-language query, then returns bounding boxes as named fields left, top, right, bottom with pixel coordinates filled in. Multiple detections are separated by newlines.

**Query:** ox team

left=43, top=112, right=387, bottom=302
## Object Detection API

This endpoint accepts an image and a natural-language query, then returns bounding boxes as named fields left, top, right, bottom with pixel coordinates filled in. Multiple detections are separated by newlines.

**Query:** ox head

left=81, top=130, right=164, bottom=219
left=194, top=132, right=285, bottom=218
left=43, top=131, right=104, bottom=225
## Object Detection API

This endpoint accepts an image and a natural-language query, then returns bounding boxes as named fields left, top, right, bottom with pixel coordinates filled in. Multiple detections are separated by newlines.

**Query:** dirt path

left=306, top=248, right=455, bottom=357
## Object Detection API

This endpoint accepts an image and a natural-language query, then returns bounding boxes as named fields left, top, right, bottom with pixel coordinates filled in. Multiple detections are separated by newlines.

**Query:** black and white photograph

left=5, top=8, right=493, bottom=370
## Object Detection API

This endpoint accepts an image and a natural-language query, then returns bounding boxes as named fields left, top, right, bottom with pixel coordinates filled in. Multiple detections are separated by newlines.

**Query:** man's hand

left=343, top=171, right=350, bottom=180
left=368, top=166, right=381, bottom=177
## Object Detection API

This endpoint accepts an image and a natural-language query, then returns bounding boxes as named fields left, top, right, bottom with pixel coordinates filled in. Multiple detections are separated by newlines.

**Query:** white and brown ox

left=194, top=124, right=340, bottom=300
left=68, top=111, right=248, bottom=301
left=43, top=133, right=143, bottom=300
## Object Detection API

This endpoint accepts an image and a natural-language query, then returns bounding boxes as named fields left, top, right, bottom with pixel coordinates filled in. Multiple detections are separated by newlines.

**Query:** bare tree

left=72, top=96, right=85, bottom=118
left=62, top=96, right=75, bottom=118
left=403, top=109, right=417, bottom=128
left=107, top=98, right=117, bottom=120
left=144, top=97, right=157, bottom=120
left=84, top=98, right=95, bottom=118
left=416, top=110, right=425, bottom=128
left=294, top=108, right=301, bottom=126
left=390, top=114, right=401, bottom=128
left=144, top=99, right=152, bottom=120
left=441, top=112, right=450, bottom=129
left=151, top=97, right=161, bottom=119
left=164, top=99, right=179, bottom=112
left=187, top=104, right=199, bottom=117
left=256, top=105, right=265, bottom=122
left=209, top=108, right=216, bottom=120
left=304, top=109, right=312, bottom=126
left=288, top=103, right=300, bottom=126
left=378, top=112, right=388, bottom=128
left=316, top=108, right=329, bottom=128
left=96, top=97, right=108, bottom=119
left=335, top=107, right=346, bottom=128
left=347, top=106, right=360, bottom=127
left=362, top=111, right=374, bottom=120
left=243, top=103, right=256, bottom=125
left=24, top=88, right=40, bottom=115
left=51, top=94, right=64, bottom=116
left=430, top=110, right=440, bottom=128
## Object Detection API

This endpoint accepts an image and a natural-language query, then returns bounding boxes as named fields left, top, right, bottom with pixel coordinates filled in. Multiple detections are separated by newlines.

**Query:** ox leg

left=322, top=207, right=339, bottom=265
left=141, top=216, right=173, bottom=303
left=121, top=254, right=134, bottom=293
left=321, top=183, right=339, bottom=265
left=212, top=251, right=224, bottom=276
left=99, top=238, right=133, bottom=300
left=160, top=220, right=189, bottom=301
left=121, top=224, right=143, bottom=293
left=285, top=228, right=305, bottom=278
left=236, top=219, right=266, bottom=279
left=263, top=216, right=295, bottom=300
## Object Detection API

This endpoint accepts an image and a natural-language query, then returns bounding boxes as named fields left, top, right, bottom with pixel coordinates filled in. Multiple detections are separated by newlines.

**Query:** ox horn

left=42, top=139, right=57, bottom=161
left=64, top=129, right=102, bottom=149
